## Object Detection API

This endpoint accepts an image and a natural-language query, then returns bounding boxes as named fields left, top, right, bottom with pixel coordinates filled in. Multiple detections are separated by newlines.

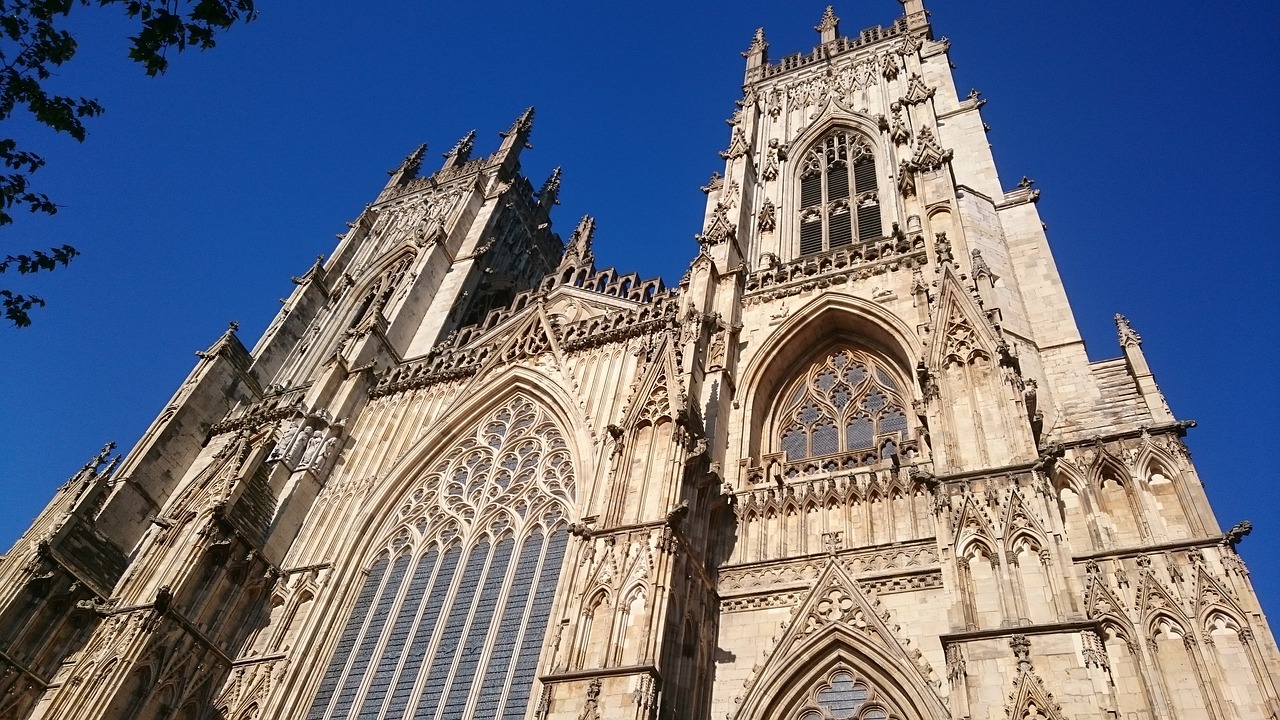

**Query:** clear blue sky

left=2, top=1, right=1277, bottom=620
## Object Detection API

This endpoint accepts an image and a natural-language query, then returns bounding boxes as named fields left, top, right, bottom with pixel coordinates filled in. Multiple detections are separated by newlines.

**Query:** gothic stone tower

left=1, top=3, right=1277, bottom=720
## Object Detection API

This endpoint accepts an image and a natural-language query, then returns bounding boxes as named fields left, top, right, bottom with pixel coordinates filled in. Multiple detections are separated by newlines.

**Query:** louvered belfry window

left=798, top=130, right=882, bottom=256
left=306, top=395, right=573, bottom=720
left=777, top=348, right=909, bottom=463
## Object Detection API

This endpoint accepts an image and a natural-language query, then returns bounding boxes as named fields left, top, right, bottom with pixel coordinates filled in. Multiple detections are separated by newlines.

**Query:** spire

left=441, top=129, right=475, bottom=168
left=560, top=215, right=596, bottom=269
left=816, top=5, right=839, bottom=44
left=499, top=107, right=535, bottom=145
left=538, top=166, right=562, bottom=209
left=742, top=27, right=769, bottom=82
left=496, top=106, right=535, bottom=165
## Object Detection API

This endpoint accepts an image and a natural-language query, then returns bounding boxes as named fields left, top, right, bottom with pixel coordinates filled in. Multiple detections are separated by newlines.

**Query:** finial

left=743, top=27, right=768, bottom=56
left=401, top=144, right=426, bottom=173
left=384, top=144, right=426, bottom=190
left=227, top=320, right=240, bottom=333
left=80, top=441, right=117, bottom=474
left=1115, top=313, right=1142, bottom=347
left=816, top=6, right=839, bottom=43
left=443, top=130, right=475, bottom=162
left=970, top=249, right=991, bottom=279
left=700, top=171, right=723, bottom=195
left=538, top=167, right=562, bottom=208
left=562, top=214, right=596, bottom=268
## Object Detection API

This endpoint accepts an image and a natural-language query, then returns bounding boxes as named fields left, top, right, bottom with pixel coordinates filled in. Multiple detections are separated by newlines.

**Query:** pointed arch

left=1052, top=462, right=1096, bottom=554
left=301, top=372, right=584, bottom=720
left=1091, top=452, right=1146, bottom=548
left=1135, top=443, right=1195, bottom=539
left=346, top=246, right=418, bottom=328
left=348, top=365, right=590, bottom=555
left=739, top=293, right=921, bottom=466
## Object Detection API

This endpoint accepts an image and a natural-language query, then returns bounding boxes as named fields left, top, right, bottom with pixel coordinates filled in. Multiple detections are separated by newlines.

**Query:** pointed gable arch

left=1193, top=566, right=1247, bottom=632
left=1088, top=448, right=1133, bottom=490
left=1002, top=489, right=1050, bottom=555
left=733, top=562, right=946, bottom=720
left=1085, top=574, right=1136, bottom=646
left=926, top=264, right=1000, bottom=371
left=952, top=494, right=997, bottom=560
left=617, top=333, right=683, bottom=430
left=1137, top=569, right=1189, bottom=634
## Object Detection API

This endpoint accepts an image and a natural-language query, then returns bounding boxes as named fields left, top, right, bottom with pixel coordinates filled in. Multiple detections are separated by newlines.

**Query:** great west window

left=306, top=396, right=572, bottom=720
left=798, top=130, right=883, bottom=256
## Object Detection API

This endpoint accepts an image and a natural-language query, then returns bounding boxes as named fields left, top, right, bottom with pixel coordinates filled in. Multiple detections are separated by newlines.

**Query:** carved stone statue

left=301, top=432, right=325, bottom=468
left=287, top=427, right=313, bottom=466
left=269, top=418, right=301, bottom=461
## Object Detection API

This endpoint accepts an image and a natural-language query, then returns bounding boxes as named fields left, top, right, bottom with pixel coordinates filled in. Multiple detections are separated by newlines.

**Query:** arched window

left=776, top=348, right=910, bottom=464
left=796, top=669, right=899, bottom=719
left=798, top=130, right=882, bottom=256
left=306, top=395, right=573, bottom=720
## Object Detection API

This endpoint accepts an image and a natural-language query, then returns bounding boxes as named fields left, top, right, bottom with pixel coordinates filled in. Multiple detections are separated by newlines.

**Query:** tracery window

left=306, top=395, right=573, bottom=720
left=796, top=670, right=898, bottom=720
left=798, top=130, right=882, bottom=255
left=777, top=348, right=909, bottom=463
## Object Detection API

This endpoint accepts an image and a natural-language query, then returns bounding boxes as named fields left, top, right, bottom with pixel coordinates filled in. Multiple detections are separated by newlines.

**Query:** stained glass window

left=306, top=395, right=573, bottom=720
left=776, top=349, right=909, bottom=463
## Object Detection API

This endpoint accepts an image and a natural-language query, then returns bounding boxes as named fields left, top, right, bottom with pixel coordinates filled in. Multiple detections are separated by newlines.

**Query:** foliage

left=0, top=0, right=256, bottom=326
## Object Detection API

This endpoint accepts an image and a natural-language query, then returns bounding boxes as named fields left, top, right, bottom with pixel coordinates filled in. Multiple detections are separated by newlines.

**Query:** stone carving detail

left=909, top=127, right=953, bottom=171
left=900, top=73, right=935, bottom=106
left=721, top=126, right=750, bottom=160
left=757, top=197, right=776, bottom=233
left=1081, top=629, right=1109, bottom=672
left=897, top=32, right=924, bottom=56
left=760, top=138, right=785, bottom=181
left=719, top=538, right=940, bottom=594
left=697, top=202, right=737, bottom=247
left=578, top=678, right=602, bottom=720
left=1005, top=635, right=1067, bottom=720
left=889, top=107, right=911, bottom=145
left=882, top=52, right=900, bottom=81
left=946, top=643, right=966, bottom=682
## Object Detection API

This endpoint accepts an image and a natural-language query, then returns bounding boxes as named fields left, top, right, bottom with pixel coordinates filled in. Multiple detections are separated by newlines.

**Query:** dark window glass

left=306, top=555, right=390, bottom=720
left=355, top=549, right=439, bottom=719
left=384, top=546, right=461, bottom=717
left=501, top=530, right=567, bottom=719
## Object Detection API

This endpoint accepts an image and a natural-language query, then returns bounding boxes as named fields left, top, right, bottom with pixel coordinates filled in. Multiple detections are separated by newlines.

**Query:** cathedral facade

left=1, top=3, right=1277, bottom=719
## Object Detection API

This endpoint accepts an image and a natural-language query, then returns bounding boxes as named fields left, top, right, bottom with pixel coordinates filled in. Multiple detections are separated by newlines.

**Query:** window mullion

left=821, top=165, right=831, bottom=252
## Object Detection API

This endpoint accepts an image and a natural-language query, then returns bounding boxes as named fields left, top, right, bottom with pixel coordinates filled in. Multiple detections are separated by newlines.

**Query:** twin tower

left=1, top=3, right=1275, bottom=719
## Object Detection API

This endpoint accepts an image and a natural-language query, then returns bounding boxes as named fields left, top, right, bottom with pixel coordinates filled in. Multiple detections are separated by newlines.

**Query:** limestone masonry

left=1, top=3, right=1276, bottom=719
